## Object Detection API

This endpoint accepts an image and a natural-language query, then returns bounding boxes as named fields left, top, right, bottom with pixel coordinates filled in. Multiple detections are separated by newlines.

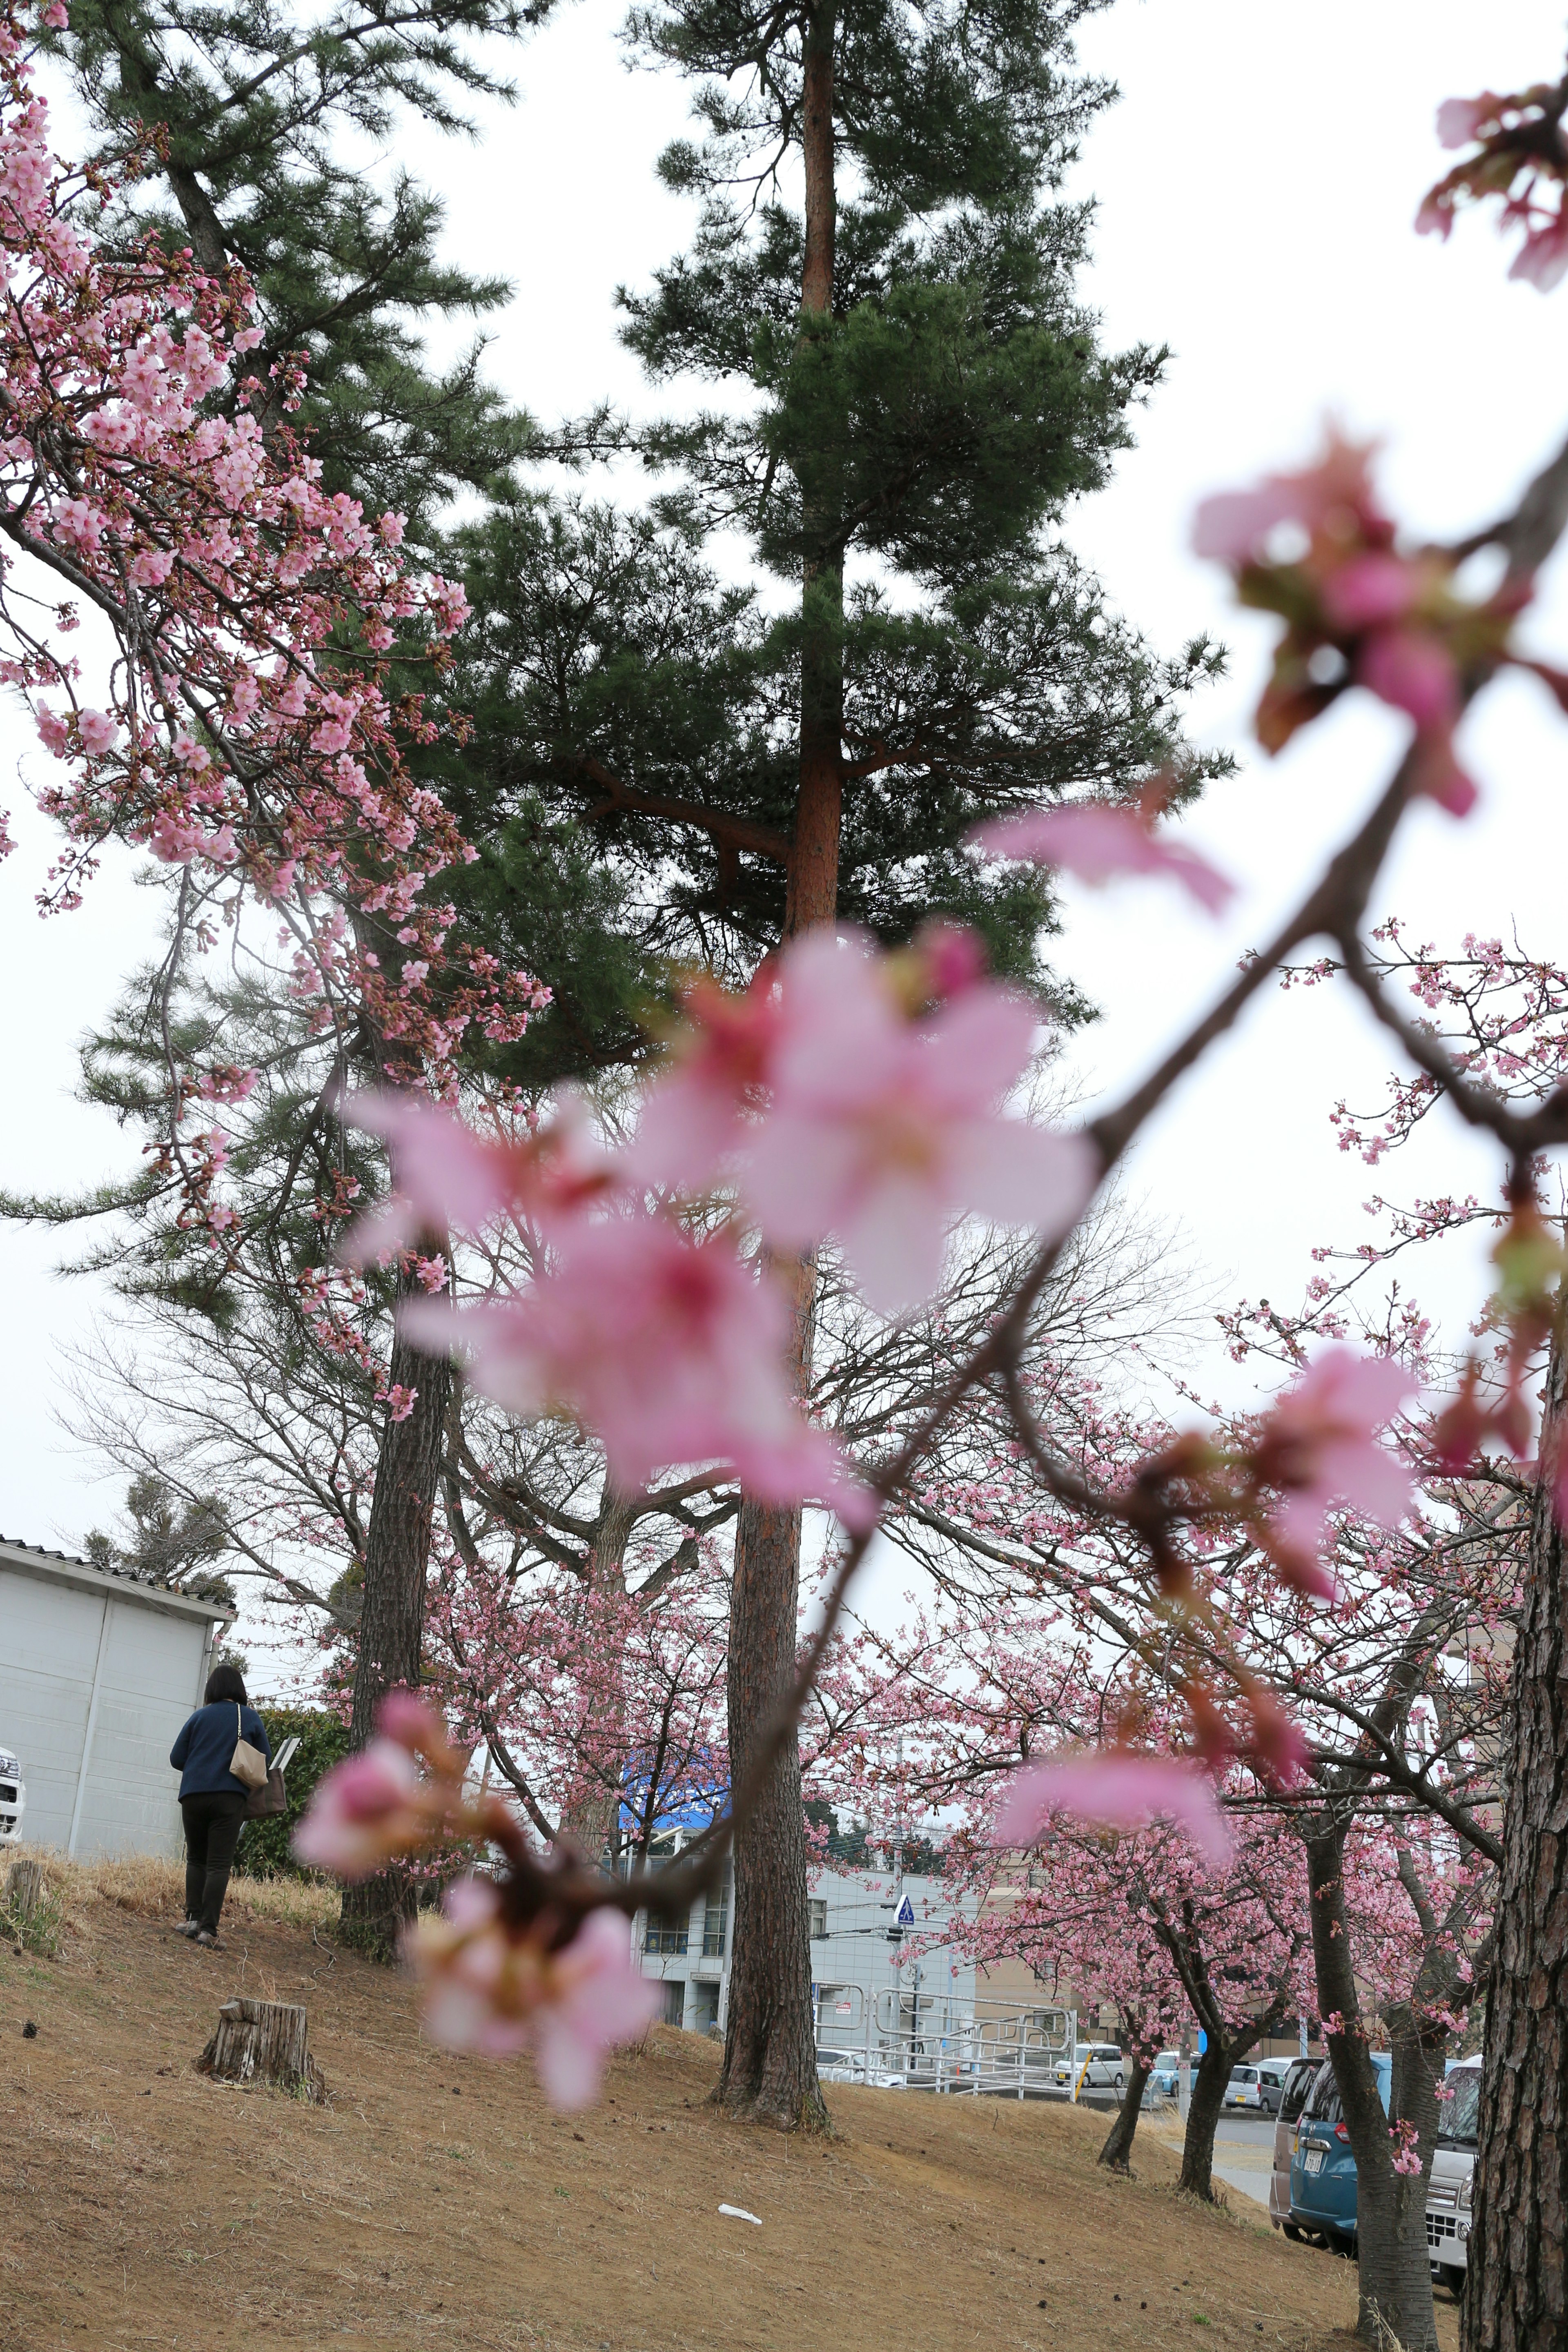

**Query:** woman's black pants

left=180, top=1792, right=247, bottom=1934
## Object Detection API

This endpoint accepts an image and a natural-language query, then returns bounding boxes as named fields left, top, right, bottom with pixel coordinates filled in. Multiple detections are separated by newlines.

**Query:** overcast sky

left=3, top=0, right=1566, bottom=1627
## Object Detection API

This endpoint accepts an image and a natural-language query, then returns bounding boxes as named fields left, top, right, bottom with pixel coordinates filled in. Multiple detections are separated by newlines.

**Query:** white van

left=0, top=1742, right=22, bottom=1842
left=1428, top=2061, right=1481, bottom=2294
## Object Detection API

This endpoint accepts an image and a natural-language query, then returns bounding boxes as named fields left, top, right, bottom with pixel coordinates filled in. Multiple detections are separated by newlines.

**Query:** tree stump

left=196, top=1997, right=326, bottom=2101
left=4, top=1860, right=44, bottom=1923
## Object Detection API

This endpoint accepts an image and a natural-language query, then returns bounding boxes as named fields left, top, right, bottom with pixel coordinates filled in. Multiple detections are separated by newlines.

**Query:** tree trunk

left=341, top=1276, right=452, bottom=1961
left=1305, top=1819, right=1438, bottom=2352
left=1178, top=2040, right=1231, bottom=2199
left=196, top=1997, right=326, bottom=2100
left=1463, top=1310, right=1568, bottom=2352
left=1099, top=2060, right=1152, bottom=2174
left=559, top=1486, right=639, bottom=1860
left=715, top=0, right=840, bottom=2134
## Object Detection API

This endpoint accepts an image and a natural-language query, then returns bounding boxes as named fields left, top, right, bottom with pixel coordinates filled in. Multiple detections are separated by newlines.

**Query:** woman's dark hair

left=204, top=1662, right=248, bottom=1706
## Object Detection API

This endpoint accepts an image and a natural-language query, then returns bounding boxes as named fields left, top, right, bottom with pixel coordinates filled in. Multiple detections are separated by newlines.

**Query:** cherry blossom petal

left=972, top=805, right=1235, bottom=916
left=995, top=1753, right=1232, bottom=1867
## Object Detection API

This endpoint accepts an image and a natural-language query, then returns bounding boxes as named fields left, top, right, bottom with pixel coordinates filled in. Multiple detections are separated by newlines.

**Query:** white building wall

left=0, top=1541, right=227, bottom=1860
left=633, top=1862, right=978, bottom=2049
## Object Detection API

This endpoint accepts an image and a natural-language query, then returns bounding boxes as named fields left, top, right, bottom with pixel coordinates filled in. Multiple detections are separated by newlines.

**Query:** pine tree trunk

left=1463, top=1312, right=1568, bottom=2352
left=341, top=1276, right=451, bottom=1961
left=715, top=0, right=840, bottom=2134
left=715, top=1253, right=829, bottom=2132
left=1178, top=2041, right=1231, bottom=2199
left=1305, top=1818, right=1438, bottom=2351
left=1099, top=2061, right=1152, bottom=2173
left=196, top=1997, right=325, bottom=2100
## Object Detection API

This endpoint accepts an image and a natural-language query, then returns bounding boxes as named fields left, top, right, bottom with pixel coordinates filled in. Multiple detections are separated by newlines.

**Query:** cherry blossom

left=292, top=1737, right=450, bottom=1877
left=1248, top=1350, right=1416, bottom=1597
left=740, top=930, right=1097, bottom=1316
left=1418, top=74, right=1568, bottom=290
left=403, top=1212, right=864, bottom=1516
left=971, top=803, right=1235, bottom=915
left=1189, top=432, right=1559, bottom=815
left=994, top=1750, right=1232, bottom=1867
left=406, top=1880, right=662, bottom=2102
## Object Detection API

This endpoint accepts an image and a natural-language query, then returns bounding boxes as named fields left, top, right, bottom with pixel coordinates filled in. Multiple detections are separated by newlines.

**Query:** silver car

left=1051, top=2041, right=1126, bottom=2092
left=1269, top=2057, right=1323, bottom=2233
left=1225, top=2062, right=1283, bottom=2115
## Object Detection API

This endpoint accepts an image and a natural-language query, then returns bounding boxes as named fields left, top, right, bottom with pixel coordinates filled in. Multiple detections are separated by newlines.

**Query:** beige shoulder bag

left=229, top=1702, right=269, bottom=1791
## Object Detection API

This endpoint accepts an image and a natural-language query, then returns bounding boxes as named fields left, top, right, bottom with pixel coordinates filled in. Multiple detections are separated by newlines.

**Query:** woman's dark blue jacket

left=169, top=1702, right=272, bottom=1800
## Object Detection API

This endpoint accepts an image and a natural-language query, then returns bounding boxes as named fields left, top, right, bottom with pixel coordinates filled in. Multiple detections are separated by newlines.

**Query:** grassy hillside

left=0, top=1855, right=1455, bottom=2352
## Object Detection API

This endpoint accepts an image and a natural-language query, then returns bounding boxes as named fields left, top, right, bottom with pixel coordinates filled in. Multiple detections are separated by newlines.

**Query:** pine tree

left=428, top=0, right=1223, bottom=2126
left=51, top=0, right=542, bottom=537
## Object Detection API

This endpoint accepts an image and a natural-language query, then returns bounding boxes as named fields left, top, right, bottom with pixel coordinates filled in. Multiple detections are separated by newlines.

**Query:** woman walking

left=168, top=1664, right=271, bottom=1948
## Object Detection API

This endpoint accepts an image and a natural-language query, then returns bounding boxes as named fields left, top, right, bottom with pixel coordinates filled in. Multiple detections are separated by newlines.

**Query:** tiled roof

left=0, top=1534, right=232, bottom=1615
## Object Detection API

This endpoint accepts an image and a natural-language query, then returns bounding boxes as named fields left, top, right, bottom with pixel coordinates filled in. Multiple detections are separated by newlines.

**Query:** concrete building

left=0, top=1536, right=232, bottom=1860
left=633, top=1853, right=980, bottom=2058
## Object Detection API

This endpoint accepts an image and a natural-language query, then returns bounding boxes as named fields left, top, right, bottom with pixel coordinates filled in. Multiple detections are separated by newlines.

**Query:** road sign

left=895, top=1894, right=915, bottom=1926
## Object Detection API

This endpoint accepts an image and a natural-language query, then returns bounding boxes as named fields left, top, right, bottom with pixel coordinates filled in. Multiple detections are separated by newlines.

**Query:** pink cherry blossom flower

left=1510, top=212, right=1568, bottom=292
left=1252, top=1348, right=1416, bottom=1596
left=1192, top=435, right=1387, bottom=566
left=406, top=1883, right=662, bottom=2105
left=77, top=707, right=120, bottom=755
left=972, top=804, right=1234, bottom=916
left=403, top=1212, right=866, bottom=1518
left=994, top=1751, right=1232, bottom=1868
left=1436, top=95, right=1497, bottom=151
left=1355, top=629, right=1459, bottom=730
left=628, top=971, right=782, bottom=1191
left=292, top=1738, right=443, bottom=1878
left=339, top=1089, right=615, bottom=1263
left=740, top=930, right=1097, bottom=1316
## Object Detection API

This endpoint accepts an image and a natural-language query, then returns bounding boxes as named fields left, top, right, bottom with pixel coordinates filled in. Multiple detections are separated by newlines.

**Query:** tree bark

left=1178, top=2040, right=1232, bottom=2199
left=196, top=1996, right=326, bottom=2100
left=1099, top=2059, right=1152, bottom=2174
left=4, top=1859, right=44, bottom=1924
left=559, top=1485, right=639, bottom=1860
left=341, top=1272, right=451, bottom=1961
left=1305, top=1817, right=1438, bottom=2352
left=715, top=1253, right=829, bottom=2132
left=1463, top=1309, right=1568, bottom=2352
left=715, top=0, right=840, bottom=2134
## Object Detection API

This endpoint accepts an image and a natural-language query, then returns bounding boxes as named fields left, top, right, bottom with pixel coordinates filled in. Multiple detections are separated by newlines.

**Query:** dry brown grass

left=0, top=1864, right=1460, bottom=2352
left=4, top=1840, right=339, bottom=1940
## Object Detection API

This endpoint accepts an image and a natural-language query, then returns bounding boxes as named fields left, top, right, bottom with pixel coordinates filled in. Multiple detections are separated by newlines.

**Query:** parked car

left=1225, top=2061, right=1288, bottom=2115
left=1147, top=2050, right=1183, bottom=2100
left=1427, top=2060, right=1481, bottom=2295
left=1270, top=2058, right=1323, bottom=2231
left=0, top=1743, right=22, bottom=1843
left=1051, top=2042, right=1126, bottom=2091
left=1289, top=2054, right=1393, bottom=2250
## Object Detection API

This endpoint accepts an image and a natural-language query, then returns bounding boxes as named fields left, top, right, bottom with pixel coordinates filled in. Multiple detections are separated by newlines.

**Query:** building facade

left=0, top=1537, right=232, bottom=1860
left=633, top=1855, right=980, bottom=2057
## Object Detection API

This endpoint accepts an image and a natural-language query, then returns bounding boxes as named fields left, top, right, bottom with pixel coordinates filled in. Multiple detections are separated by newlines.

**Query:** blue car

left=1289, top=2054, right=1392, bottom=2249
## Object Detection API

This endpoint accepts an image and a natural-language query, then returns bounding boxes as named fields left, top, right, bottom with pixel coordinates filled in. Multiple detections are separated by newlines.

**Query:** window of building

left=809, top=1897, right=828, bottom=1941
left=643, top=1904, right=689, bottom=1956
left=702, top=1886, right=728, bottom=1958
left=660, top=1980, right=685, bottom=2026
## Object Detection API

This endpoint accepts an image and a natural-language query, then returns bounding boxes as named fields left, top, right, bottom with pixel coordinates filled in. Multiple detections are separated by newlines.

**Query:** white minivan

left=1051, top=2042, right=1127, bottom=2092
left=1428, top=2061, right=1481, bottom=2295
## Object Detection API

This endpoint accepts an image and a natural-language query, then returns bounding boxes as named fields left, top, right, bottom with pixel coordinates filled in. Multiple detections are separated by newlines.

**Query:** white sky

left=4, top=0, right=1567, bottom=1615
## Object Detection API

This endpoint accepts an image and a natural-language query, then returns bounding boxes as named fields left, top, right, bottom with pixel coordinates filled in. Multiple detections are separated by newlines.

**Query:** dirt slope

left=0, top=1869, right=1457, bottom=2352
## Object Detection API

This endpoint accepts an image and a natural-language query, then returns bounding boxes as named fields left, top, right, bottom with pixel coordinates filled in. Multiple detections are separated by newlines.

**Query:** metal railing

left=813, top=1992, right=1079, bottom=2098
